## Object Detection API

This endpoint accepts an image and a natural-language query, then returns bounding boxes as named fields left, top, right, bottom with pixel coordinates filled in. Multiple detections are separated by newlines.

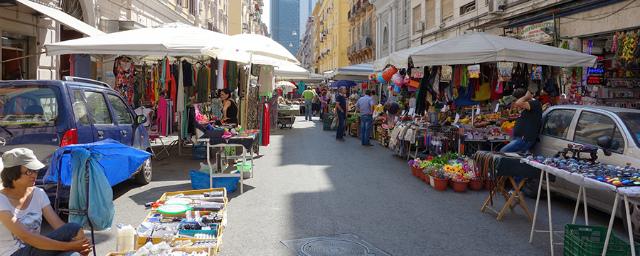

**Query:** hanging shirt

left=196, top=64, right=209, bottom=103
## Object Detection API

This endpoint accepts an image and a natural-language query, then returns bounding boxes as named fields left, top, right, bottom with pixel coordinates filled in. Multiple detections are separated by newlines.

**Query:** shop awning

left=373, top=41, right=438, bottom=71
left=410, top=32, right=597, bottom=67
left=330, top=63, right=373, bottom=80
left=274, top=62, right=311, bottom=80
left=45, top=23, right=229, bottom=56
left=17, top=0, right=104, bottom=37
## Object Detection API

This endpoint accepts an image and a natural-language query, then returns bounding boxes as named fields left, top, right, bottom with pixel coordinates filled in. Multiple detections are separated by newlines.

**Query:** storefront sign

left=518, top=20, right=555, bottom=44
left=587, top=76, right=602, bottom=85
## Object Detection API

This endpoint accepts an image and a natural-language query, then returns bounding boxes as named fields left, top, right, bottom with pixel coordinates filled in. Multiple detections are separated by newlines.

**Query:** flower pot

left=411, top=166, right=418, bottom=177
left=417, top=169, right=426, bottom=181
left=429, top=176, right=435, bottom=187
left=433, top=177, right=448, bottom=191
left=469, top=180, right=483, bottom=191
left=452, top=181, right=469, bottom=193
left=448, top=179, right=454, bottom=188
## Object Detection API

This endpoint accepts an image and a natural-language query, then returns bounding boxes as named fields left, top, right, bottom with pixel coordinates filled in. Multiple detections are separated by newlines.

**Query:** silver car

left=533, top=105, right=640, bottom=237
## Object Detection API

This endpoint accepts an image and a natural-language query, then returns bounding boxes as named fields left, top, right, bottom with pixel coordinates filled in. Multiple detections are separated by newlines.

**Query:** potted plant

left=465, top=160, right=483, bottom=191
left=432, top=168, right=448, bottom=191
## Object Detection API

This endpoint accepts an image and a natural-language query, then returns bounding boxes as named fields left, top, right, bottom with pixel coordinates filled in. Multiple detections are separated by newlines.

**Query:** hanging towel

left=197, top=64, right=209, bottom=103
left=157, top=97, right=168, bottom=136
left=217, top=60, right=225, bottom=89
left=227, top=61, right=238, bottom=92
left=177, top=61, right=186, bottom=112
left=258, top=65, right=274, bottom=96
left=68, top=148, right=114, bottom=231
left=262, top=103, right=270, bottom=146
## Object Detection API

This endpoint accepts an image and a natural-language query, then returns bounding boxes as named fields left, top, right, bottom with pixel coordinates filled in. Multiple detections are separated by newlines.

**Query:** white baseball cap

left=2, top=148, right=45, bottom=171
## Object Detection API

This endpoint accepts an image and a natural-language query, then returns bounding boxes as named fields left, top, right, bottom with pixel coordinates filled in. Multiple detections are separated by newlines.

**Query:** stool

left=481, top=176, right=533, bottom=221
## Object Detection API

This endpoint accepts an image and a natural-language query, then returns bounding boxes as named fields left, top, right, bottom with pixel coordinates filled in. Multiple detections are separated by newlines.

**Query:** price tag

left=454, top=113, right=460, bottom=124
left=475, top=106, right=481, bottom=115
left=494, top=103, right=500, bottom=113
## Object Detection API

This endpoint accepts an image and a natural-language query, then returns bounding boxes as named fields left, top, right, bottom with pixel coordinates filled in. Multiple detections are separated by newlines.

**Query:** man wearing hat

left=0, top=148, right=91, bottom=256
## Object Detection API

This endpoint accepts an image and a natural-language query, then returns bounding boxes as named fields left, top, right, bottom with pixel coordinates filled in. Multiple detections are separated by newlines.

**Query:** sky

left=262, top=0, right=271, bottom=34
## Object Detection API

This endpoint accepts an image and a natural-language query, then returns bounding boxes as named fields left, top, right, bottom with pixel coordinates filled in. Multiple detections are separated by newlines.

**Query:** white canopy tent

left=273, top=62, right=311, bottom=80
left=373, top=41, right=438, bottom=71
left=410, top=32, right=597, bottom=67
left=329, top=63, right=373, bottom=81
left=45, top=23, right=229, bottom=56
left=202, top=34, right=300, bottom=65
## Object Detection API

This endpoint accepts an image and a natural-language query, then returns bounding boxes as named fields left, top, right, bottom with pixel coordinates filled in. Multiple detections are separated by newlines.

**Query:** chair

left=143, top=108, right=175, bottom=160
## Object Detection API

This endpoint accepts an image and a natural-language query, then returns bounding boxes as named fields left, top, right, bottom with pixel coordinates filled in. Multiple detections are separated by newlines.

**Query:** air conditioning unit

left=489, top=0, right=506, bottom=13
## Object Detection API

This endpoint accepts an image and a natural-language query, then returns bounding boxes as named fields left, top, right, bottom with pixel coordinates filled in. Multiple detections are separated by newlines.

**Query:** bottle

left=116, top=224, right=136, bottom=252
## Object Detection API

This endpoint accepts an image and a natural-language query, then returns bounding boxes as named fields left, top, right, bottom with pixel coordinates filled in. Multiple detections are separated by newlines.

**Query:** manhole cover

left=281, top=233, right=391, bottom=256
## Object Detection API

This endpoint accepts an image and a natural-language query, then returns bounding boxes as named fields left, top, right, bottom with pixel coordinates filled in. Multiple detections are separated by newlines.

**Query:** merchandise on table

left=526, top=155, right=640, bottom=187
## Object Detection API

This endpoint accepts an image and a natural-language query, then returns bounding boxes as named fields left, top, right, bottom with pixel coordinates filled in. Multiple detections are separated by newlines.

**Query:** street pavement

left=94, top=116, right=626, bottom=255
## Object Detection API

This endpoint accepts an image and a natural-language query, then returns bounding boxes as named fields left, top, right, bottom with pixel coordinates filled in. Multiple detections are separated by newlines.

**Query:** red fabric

left=169, top=72, right=177, bottom=109
left=157, top=97, right=168, bottom=136
left=223, top=61, right=229, bottom=89
left=261, top=103, right=270, bottom=146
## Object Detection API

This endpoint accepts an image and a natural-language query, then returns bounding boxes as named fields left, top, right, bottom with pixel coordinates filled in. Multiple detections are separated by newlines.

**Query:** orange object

left=382, top=66, right=398, bottom=81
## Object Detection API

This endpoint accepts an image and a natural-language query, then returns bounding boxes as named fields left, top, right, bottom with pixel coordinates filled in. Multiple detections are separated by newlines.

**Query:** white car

left=533, top=105, right=640, bottom=237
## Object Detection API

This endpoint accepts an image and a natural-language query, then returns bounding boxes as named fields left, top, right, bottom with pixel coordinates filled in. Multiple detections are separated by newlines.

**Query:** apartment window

left=441, top=0, right=453, bottom=19
left=425, top=0, right=435, bottom=28
left=412, top=5, right=422, bottom=34
left=460, top=1, right=476, bottom=15
left=403, top=0, right=410, bottom=25
left=382, top=26, right=389, bottom=50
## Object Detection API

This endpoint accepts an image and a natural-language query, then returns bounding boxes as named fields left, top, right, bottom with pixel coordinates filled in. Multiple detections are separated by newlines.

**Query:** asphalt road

left=93, top=116, right=627, bottom=255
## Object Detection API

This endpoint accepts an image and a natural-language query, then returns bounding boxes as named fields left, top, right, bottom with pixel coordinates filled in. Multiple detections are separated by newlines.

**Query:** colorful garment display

left=261, top=103, right=270, bottom=146
left=113, top=56, right=135, bottom=104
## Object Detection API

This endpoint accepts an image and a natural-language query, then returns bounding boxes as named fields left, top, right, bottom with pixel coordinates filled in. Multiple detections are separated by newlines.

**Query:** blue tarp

left=44, top=139, right=151, bottom=186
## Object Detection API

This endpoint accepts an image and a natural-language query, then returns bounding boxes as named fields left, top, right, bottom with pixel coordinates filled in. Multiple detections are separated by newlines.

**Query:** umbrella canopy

left=274, top=62, right=311, bottom=79
left=203, top=34, right=300, bottom=64
left=45, top=23, right=230, bottom=56
left=276, top=81, right=296, bottom=89
left=410, top=32, right=597, bottom=67
left=373, top=41, right=438, bottom=70
left=330, top=80, right=357, bottom=88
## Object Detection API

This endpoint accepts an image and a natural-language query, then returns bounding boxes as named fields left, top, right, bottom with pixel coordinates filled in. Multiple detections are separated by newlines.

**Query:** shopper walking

left=335, top=87, right=347, bottom=141
left=302, top=87, right=317, bottom=121
left=356, top=90, right=375, bottom=146
left=500, top=88, right=542, bottom=153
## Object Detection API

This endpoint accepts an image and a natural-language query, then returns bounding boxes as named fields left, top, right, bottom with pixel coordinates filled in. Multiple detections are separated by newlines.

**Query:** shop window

left=403, top=0, right=410, bottom=25
left=425, top=0, right=435, bottom=29
left=84, top=91, right=112, bottom=125
left=382, top=27, right=389, bottom=50
left=574, top=111, right=625, bottom=153
left=1, top=33, right=32, bottom=80
left=542, top=109, right=575, bottom=139
left=460, top=1, right=476, bottom=15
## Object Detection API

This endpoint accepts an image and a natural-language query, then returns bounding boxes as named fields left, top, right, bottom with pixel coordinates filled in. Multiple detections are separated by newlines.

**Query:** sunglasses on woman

left=22, top=169, right=39, bottom=176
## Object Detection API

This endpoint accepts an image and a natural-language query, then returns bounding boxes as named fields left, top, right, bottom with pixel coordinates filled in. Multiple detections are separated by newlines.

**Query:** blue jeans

left=360, top=114, right=373, bottom=145
left=336, top=111, right=346, bottom=139
left=13, top=223, right=83, bottom=256
left=304, top=100, right=313, bottom=120
left=500, top=137, right=535, bottom=153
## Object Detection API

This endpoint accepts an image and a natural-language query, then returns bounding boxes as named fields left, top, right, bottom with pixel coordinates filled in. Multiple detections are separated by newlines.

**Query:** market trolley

left=277, top=104, right=299, bottom=129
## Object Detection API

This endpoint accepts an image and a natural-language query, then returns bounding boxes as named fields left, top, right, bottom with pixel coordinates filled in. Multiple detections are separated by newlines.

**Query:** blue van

left=0, top=77, right=152, bottom=186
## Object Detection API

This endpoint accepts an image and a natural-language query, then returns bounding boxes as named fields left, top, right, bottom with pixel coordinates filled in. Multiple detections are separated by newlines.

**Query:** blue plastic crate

left=190, top=170, right=240, bottom=193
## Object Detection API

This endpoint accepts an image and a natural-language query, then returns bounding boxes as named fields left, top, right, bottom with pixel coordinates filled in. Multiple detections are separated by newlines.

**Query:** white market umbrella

left=410, top=32, right=597, bottom=67
left=276, top=81, right=296, bottom=89
left=373, top=41, right=438, bottom=71
left=45, top=23, right=230, bottom=56
left=274, top=62, right=311, bottom=80
left=203, top=34, right=300, bottom=65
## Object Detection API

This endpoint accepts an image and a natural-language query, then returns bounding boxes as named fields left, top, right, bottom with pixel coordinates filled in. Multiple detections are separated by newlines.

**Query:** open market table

left=522, top=159, right=638, bottom=256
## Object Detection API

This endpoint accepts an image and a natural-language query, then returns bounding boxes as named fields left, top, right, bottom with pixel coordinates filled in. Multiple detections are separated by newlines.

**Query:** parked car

left=533, top=105, right=640, bottom=237
left=0, top=77, right=152, bottom=189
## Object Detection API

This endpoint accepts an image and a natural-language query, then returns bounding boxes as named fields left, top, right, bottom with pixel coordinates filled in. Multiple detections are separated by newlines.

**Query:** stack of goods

left=108, top=188, right=228, bottom=256
left=527, top=155, right=640, bottom=187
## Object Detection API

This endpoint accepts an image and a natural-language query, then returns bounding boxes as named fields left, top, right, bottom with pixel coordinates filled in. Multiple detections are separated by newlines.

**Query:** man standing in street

left=356, top=90, right=375, bottom=146
left=302, top=87, right=317, bottom=121
left=335, top=87, right=347, bottom=141
left=501, top=88, right=543, bottom=153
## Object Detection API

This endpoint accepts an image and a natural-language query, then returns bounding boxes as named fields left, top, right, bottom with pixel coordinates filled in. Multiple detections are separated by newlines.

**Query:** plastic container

left=190, top=170, right=240, bottom=193
left=235, top=162, right=252, bottom=179
left=116, top=224, right=135, bottom=253
left=564, top=224, right=640, bottom=256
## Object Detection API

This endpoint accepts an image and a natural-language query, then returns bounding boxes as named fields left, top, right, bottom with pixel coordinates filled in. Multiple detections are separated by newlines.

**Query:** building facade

left=312, top=0, right=350, bottom=73
left=229, top=0, right=268, bottom=35
left=297, top=17, right=315, bottom=70
left=299, top=0, right=317, bottom=40
left=0, top=0, right=229, bottom=81
left=271, top=0, right=301, bottom=55
left=370, top=0, right=412, bottom=59
left=347, top=0, right=376, bottom=65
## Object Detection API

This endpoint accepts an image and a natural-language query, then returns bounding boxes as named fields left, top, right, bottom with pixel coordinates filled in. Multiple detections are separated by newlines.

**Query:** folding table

left=522, top=159, right=637, bottom=256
